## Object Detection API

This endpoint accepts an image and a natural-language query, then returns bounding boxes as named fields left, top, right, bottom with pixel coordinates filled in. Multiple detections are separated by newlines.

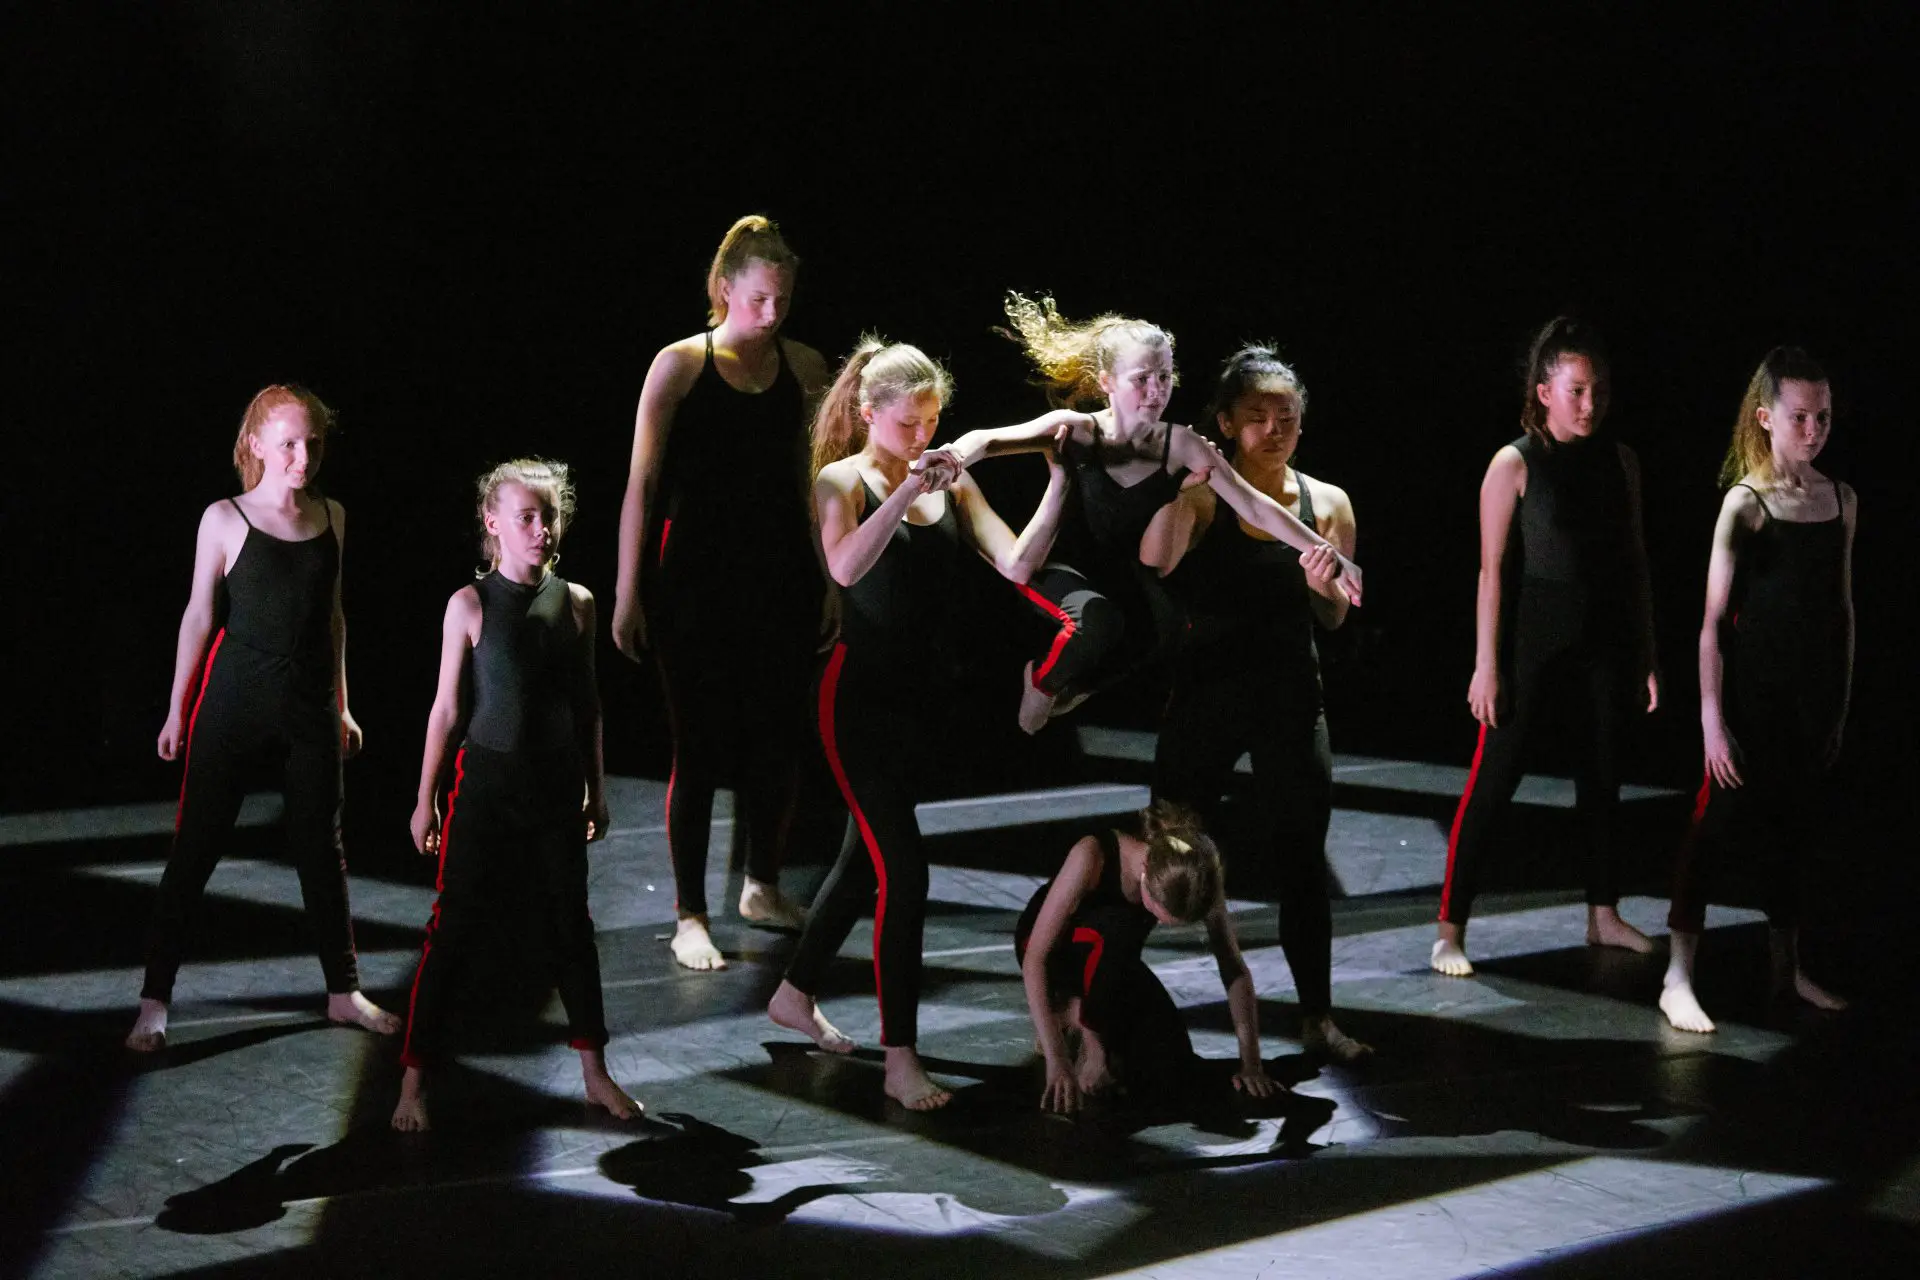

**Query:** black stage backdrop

left=5, top=7, right=1914, bottom=911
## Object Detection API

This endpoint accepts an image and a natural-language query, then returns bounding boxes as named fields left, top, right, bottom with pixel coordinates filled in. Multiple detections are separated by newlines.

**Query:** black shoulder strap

left=321, top=495, right=335, bottom=534
left=1734, top=482, right=1773, bottom=521
left=227, top=497, right=254, bottom=529
left=703, top=328, right=716, bottom=365
left=1293, top=469, right=1318, bottom=533
left=1159, top=424, right=1175, bottom=471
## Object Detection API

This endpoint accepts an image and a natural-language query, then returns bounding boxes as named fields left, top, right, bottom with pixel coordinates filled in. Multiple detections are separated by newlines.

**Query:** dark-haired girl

left=941, top=294, right=1362, bottom=734
left=1434, top=318, right=1661, bottom=976
left=394, top=460, right=639, bottom=1130
left=764, top=338, right=1071, bottom=1111
left=1145, top=347, right=1371, bottom=1062
left=1018, top=802, right=1279, bottom=1114
left=613, top=215, right=833, bottom=971
left=128, top=385, right=398, bottom=1052
left=1660, top=348, right=1852, bottom=1033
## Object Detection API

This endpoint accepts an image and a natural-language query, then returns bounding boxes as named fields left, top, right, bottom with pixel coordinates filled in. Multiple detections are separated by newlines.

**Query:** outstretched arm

left=942, top=410, right=1096, bottom=470
left=951, top=449, right=1070, bottom=585
left=1021, top=836, right=1102, bottom=1114
left=1204, top=902, right=1276, bottom=1097
left=411, top=589, right=477, bottom=855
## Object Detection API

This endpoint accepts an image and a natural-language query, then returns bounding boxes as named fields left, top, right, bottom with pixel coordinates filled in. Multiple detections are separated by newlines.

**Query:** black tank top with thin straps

left=1077, top=827, right=1158, bottom=952
left=650, top=331, right=816, bottom=613
left=1509, top=432, right=1635, bottom=642
left=1049, top=424, right=1191, bottom=584
left=1175, top=468, right=1320, bottom=666
left=223, top=495, right=338, bottom=700
left=1728, top=480, right=1848, bottom=688
left=466, top=570, right=579, bottom=754
left=840, top=477, right=965, bottom=671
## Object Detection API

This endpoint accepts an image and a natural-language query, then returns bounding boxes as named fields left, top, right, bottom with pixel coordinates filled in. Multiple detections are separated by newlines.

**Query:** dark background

left=6, top=5, right=1913, bottom=895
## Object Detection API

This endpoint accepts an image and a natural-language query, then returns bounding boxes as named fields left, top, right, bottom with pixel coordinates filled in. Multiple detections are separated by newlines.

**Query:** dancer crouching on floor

left=393, top=460, right=638, bottom=1131
left=1434, top=317, right=1661, bottom=976
left=765, top=338, right=1072, bottom=1110
left=1017, top=802, right=1279, bottom=1115
left=129, top=385, right=397, bottom=1052
left=1661, top=348, right=1852, bottom=1033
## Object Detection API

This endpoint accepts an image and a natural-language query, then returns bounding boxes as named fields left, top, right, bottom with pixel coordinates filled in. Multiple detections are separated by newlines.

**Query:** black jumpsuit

left=1155, top=473, right=1335, bottom=1016
left=784, top=479, right=965, bottom=1048
left=1668, top=481, right=1848, bottom=933
left=142, top=497, right=360, bottom=1003
left=1017, top=428, right=1189, bottom=699
left=1015, top=828, right=1199, bottom=1098
left=1440, top=433, right=1642, bottom=925
left=399, top=570, right=608, bottom=1069
left=645, top=331, right=823, bottom=918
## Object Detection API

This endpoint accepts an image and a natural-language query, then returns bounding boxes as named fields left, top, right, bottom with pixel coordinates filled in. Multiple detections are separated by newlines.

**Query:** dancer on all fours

left=1017, top=802, right=1279, bottom=1115
left=612, top=215, right=833, bottom=971
left=1434, top=317, right=1661, bottom=977
left=394, top=459, right=639, bottom=1131
left=1660, top=348, right=1852, bottom=1033
left=1143, top=346, right=1371, bottom=1063
left=128, top=385, right=398, bottom=1053
left=765, top=338, right=1073, bottom=1111
left=937, top=294, right=1362, bottom=735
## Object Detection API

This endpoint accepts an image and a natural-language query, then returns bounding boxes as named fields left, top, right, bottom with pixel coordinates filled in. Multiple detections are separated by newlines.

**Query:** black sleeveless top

left=840, top=477, right=965, bottom=672
left=1075, top=828, right=1158, bottom=954
left=223, top=496, right=338, bottom=701
left=650, top=331, right=817, bottom=618
left=1509, top=432, right=1636, bottom=643
left=1728, top=480, right=1848, bottom=691
left=1049, top=424, right=1191, bottom=586
left=466, top=571, right=579, bottom=755
left=1175, top=468, right=1320, bottom=667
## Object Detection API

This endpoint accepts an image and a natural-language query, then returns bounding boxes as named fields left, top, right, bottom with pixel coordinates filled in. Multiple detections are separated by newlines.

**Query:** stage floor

left=4, top=748, right=1916, bottom=1279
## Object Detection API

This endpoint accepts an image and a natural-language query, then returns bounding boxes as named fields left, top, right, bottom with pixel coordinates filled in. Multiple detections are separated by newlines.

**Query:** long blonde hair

left=232, top=384, right=334, bottom=491
left=706, top=214, right=799, bottom=325
left=475, top=458, right=576, bottom=572
left=809, top=336, right=954, bottom=477
left=1000, top=292, right=1175, bottom=409
left=1721, top=346, right=1829, bottom=487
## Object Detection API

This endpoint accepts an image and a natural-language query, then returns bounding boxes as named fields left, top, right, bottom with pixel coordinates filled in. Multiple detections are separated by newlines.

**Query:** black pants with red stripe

left=1014, top=888, right=1198, bottom=1100
left=1017, top=562, right=1183, bottom=699
left=1668, top=668, right=1842, bottom=933
left=142, top=635, right=359, bottom=1002
left=784, top=643, right=931, bottom=1047
left=1440, top=628, right=1636, bottom=926
left=651, top=605, right=813, bottom=919
left=400, top=744, right=607, bottom=1069
left=1155, top=663, right=1334, bottom=1015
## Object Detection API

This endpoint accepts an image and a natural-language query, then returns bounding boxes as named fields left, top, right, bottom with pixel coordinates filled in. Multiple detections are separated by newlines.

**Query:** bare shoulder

left=648, top=335, right=709, bottom=393
left=447, top=583, right=483, bottom=621
left=201, top=497, right=243, bottom=534
left=1489, top=442, right=1526, bottom=475
left=1298, top=470, right=1353, bottom=519
left=782, top=337, right=831, bottom=388
left=815, top=456, right=864, bottom=499
left=325, top=496, right=347, bottom=536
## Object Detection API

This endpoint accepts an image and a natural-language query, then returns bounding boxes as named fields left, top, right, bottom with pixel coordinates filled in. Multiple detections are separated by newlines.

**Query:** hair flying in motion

left=1000, top=292, right=1175, bottom=409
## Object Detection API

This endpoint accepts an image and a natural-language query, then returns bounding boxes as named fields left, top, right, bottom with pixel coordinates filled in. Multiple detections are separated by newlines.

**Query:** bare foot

left=581, top=1051, right=642, bottom=1120
left=671, top=916, right=727, bottom=971
left=883, top=1046, right=953, bottom=1111
left=1303, top=1014, right=1374, bottom=1063
left=391, top=1067, right=430, bottom=1132
left=1017, top=662, right=1056, bottom=736
left=1659, top=980, right=1716, bottom=1033
left=328, top=991, right=402, bottom=1035
left=1793, top=970, right=1848, bottom=1012
left=767, top=981, right=856, bottom=1053
left=1430, top=938, right=1474, bottom=977
left=125, top=998, right=168, bottom=1053
left=739, top=879, right=807, bottom=932
left=1048, top=690, right=1093, bottom=720
left=1586, top=905, right=1655, bottom=954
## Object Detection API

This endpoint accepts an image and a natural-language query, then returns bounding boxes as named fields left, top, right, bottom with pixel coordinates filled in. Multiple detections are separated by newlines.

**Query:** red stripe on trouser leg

left=173, top=628, right=227, bottom=831
left=400, top=748, right=465, bottom=1069
left=818, top=644, right=897, bottom=1042
left=664, top=764, right=678, bottom=912
left=657, top=517, right=672, bottom=567
left=1014, top=582, right=1076, bottom=689
left=1666, top=768, right=1715, bottom=934
left=1439, top=723, right=1489, bottom=922
left=1072, top=926, right=1106, bottom=997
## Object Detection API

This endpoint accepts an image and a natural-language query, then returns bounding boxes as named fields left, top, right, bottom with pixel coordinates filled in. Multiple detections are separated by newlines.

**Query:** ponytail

left=809, top=336, right=955, bottom=476
left=1721, top=345, right=1829, bottom=486
left=706, top=214, right=799, bottom=325
left=1518, top=316, right=1609, bottom=443
left=1139, top=799, right=1223, bottom=923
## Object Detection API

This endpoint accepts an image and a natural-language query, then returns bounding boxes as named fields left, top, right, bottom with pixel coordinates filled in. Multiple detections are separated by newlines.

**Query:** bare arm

left=571, top=585, right=611, bottom=841
left=156, top=503, right=233, bottom=760
left=1468, top=446, right=1525, bottom=727
left=1141, top=486, right=1211, bottom=577
left=409, top=588, right=478, bottom=854
left=329, top=500, right=361, bottom=755
left=1022, top=836, right=1102, bottom=1113
left=1833, top=482, right=1857, bottom=763
left=1699, top=486, right=1757, bottom=789
left=816, top=462, right=951, bottom=588
left=1170, top=428, right=1362, bottom=604
left=1304, top=477, right=1357, bottom=630
left=950, top=451, right=1069, bottom=585
left=1620, top=445, right=1661, bottom=712
left=1202, top=902, right=1272, bottom=1094
left=943, top=410, right=1096, bottom=469
left=612, top=343, right=700, bottom=658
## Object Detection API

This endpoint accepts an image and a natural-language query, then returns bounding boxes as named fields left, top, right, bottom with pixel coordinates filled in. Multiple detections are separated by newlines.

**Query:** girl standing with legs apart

left=1017, top=802, right=1279, bottom=1116
left=128, top=385, right=397, bottom=1052
left=1434, top=318, right=1661, bottom=977
left=1145, top=347, right=1372, bottom=1063
left=394, top=460, right=639, bottom=1130
left=765, top=339, right=1072, bottom=1110
left=612, top=216, right=832, bottom=971
left=1661, top=348, right=1852, bottom=1033
left=941, top=295, right=1362, bottom=734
